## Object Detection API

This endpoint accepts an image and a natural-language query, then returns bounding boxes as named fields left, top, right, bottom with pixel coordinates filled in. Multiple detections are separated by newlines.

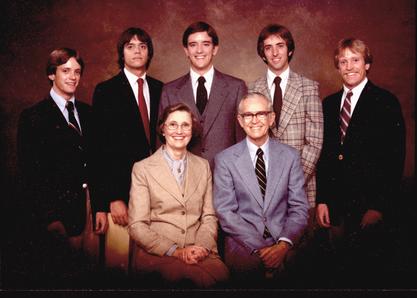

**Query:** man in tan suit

left=248, top=24, right=323, bottom=209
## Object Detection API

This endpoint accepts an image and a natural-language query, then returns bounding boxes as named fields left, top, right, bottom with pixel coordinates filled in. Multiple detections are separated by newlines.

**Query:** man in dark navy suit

left=17, top=48, right=107, bottom=282
left=316, top=38, right=405, bottom=286
left=91, top=27, right=163, bottom=271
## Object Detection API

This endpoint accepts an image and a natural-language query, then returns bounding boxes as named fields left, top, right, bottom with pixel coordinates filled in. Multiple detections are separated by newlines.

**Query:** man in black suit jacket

left=316, top=38, right=405, bottom=286
left=91, top=28, right=163, bottom=270
left=159, top=21, right=247, bottom=169
left=17, top=48, right=107, bottom=278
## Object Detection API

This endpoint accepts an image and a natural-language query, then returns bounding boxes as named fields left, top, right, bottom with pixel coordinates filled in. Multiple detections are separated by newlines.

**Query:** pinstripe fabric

left=248, top=71, right=323, bottom=207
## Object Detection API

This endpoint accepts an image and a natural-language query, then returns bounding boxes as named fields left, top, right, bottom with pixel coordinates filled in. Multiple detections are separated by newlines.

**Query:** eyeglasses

left=165, top=122, right=192, bottom=132
left=239, top=111, right=271, bottom=122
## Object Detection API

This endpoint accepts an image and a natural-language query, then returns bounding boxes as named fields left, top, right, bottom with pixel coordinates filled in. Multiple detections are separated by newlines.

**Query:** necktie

left=340, top=90, right=353, bottom=143
left=66, top=101, right=81, bottom=135
left=256, top=148, right=272, bottom=239
left=138, top=78, right=150, bottom=143
left=273, top=76, right=282, bottom=127
left=196, top=76, right=208, bottom=115
left=255, top=148, right=267, bottom=198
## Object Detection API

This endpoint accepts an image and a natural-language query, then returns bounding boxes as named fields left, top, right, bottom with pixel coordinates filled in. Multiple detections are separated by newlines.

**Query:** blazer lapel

left=275, top=70, right=302, bottom=138
left=233, top=141, right=264, bottom=208
left=202, top=70, right=229, bottom=137
left=263, top=140, right=285, bottom=212
left=147, top=148, right=186, bottom=205
left=182, top=152, right=203, bottom=203
left=176, top=74, right=201, bottom=119
left=256, top=76, right=272, bottom=101
left=46, top=96, right=71, bottom=130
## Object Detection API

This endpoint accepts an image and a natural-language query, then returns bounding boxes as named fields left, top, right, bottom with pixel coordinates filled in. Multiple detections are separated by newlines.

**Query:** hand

left=173, top=246, right=209, bottom=264
left=110, top=200, right=128, bottom=226
left=47, top=220, right=67, bottom=237
left=259, top=241, right=290, bottom=269
left=361, top=209, right=383, bottom=228
left=94, top=212, right=108, bottom=234
left=316, top=203, right=331, bottom=228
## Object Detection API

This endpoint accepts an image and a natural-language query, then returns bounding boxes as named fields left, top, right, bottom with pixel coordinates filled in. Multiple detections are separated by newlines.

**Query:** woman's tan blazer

left=128, top=147, right=218, bottom=256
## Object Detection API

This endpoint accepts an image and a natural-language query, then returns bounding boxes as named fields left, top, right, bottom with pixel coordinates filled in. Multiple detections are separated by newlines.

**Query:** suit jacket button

left=201, top=148, right=206, bottom=153
left=338, top=154, right=343, bottom=160
left=181, top=211, right=185, bottom=215
left=82, top=183, right=88, bottom=189
left=181, top=229, right=185, bottom=234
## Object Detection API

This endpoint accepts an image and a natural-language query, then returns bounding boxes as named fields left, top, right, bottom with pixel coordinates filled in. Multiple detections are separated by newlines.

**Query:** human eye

left=140, top=44, right=147, bottom=50
left=264, top=45, right=271, bottom=52
left=182, top=123, right=192, bottom=131
left=256, top=111, right=268, bottom=119
left=167, top=122, right=177, bottom=130
left=339, top=60, right=346, bottom=66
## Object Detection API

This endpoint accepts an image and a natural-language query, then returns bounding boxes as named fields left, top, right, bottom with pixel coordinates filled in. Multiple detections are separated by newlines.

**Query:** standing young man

left=249, top=24, right=323, bottom=208
left=91, top=27, right=163, bottom=272
left=316, top=38, right=405, bottom=286
left=159, top=21, right=247, bottom=169
left=17, top=48, right=107, bottom=282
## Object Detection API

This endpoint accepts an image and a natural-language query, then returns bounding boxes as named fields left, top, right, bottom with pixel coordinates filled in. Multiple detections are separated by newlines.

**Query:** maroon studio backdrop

left=1, top=0, right=415, bottom=182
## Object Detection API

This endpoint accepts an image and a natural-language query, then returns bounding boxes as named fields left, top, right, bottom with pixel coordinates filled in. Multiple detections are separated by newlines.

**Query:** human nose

left=196, top=44, right=203, bottom=53
left=251, top=114, right=259, bottom=123
left=272, top=46, right=278, bottom=56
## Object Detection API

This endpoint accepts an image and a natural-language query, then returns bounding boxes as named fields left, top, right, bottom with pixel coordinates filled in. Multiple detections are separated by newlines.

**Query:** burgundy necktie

left=273, top=76, right=282, bottom=128
left=340, top=90, right=353, bottom=143
left=138, top=78, right=150, bottom=143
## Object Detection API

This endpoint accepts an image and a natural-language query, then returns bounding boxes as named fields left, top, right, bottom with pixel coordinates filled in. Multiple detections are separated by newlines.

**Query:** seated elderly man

left=213, top=92, right=309, bottom=287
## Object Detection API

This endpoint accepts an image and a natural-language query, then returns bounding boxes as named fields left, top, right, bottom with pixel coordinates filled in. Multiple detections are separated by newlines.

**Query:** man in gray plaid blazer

left=248, top=24, right=323, bottom=209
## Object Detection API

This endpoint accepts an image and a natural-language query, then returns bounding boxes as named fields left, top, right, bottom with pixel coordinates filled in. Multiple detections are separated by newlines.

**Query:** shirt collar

left=124, top=67, right=146, bottom=86
left=190, top=65, right=214, bottom=86
left=267, top=66, right=290, bottom=90
left=50, top=87, right=75, bottom=113
left=343, top=77, right=368, bottom=95
left=246, top=137, right=270, bottom=164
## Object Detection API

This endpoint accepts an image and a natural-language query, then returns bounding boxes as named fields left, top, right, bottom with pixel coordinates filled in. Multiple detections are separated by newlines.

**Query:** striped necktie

left=340, top=90, right=353, bottom=143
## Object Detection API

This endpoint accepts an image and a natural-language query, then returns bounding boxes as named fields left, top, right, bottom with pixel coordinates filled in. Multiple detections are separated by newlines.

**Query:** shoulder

left=248, top=76, right=267, bottom=90
left=146, top=75, right=164, bottom=89
left=365, top=81, right=399, bottom=104
left=94, top=72, right=125, bottom=91
left=187, top=151, right=210, bottom=169
left=290, top=71, right=319, bottom=89
left=215, top=141, right=243, bottom=162
left=214, top=69, right=246, bottom=86
left=162, top=73, right=189, bottom=89
left=19, top=97, right=52, bottom=126
left=270, top=138, right=299, bottom=158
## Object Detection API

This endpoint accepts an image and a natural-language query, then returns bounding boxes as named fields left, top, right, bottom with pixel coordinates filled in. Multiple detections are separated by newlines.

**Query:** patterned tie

left=256, top=148, right=272, bottom=239
left=255, top=148, right=267, bottom=198
left=273, top=76, right=282, bottom=128
left=340, top=90, right=353, bottom=143
left=66, top=101, right=81, bottom=135
left=138, top=78, right=150, bottom=143
left=196, top=76, right=208, bottom=115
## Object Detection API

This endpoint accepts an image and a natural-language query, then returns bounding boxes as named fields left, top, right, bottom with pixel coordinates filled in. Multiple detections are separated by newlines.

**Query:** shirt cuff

left=277, top=237, right=293, bottom=247
left=165, top=244, right=178, bottom=256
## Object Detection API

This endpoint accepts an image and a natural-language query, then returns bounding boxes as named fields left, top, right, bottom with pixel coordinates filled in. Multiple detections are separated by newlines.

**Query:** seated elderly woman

left=128, top=103, right=229, bottom=288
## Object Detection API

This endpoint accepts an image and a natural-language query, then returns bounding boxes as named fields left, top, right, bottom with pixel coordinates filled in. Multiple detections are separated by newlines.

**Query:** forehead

left=58, top=57, right=81, bottom=70
left=263, top=34, right=286, bottom=45
left=339, top=48, right=363, bottom=60
left=241, top=95, right=269, bottom=111
left=166, top=110, right=192, bottom=122
left=187, top=31, right=212, bottom=43
left=127, top=35, right=144, bottom=44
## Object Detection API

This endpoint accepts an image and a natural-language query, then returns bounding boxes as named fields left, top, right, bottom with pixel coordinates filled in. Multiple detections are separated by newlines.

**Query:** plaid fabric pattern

left=248, top=71, right=323, bottom=207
